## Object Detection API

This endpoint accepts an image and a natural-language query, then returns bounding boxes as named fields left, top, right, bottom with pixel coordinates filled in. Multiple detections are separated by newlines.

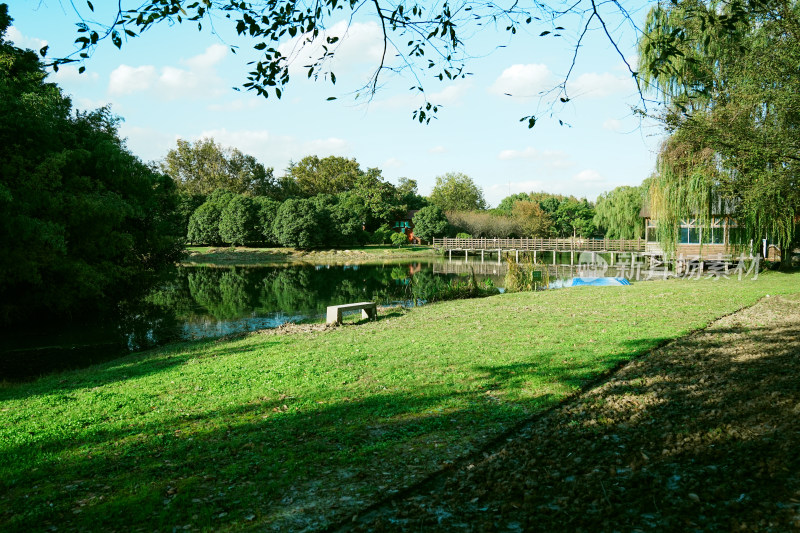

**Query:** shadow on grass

left=348, top=298, right=800, bottom=531
left=0, top=332, right=678, bottom=532
left=0, top=382, right=532, bottom=532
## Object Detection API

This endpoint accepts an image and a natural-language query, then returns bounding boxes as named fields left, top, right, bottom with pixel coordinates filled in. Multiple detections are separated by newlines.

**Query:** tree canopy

left=594, top=184, right=645, bottom=240
left=429, top=172, right=487, bottom=212
left=41, top=0, right=643, bottom=125
left=162, top=138, right=279, bottom=197
left=639, top=0, right=800, bottom=256
left=0, top=6, right=183, bottom=324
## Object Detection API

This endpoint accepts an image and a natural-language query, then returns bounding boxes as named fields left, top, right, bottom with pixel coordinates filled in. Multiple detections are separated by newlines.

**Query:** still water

left=1, top=256, right=623, bottom=380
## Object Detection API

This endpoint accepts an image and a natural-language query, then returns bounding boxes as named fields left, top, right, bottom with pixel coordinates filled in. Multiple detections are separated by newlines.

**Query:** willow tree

left=639, top=0, right=799, bottom=258
left=594, top=184, right=646, bottom=240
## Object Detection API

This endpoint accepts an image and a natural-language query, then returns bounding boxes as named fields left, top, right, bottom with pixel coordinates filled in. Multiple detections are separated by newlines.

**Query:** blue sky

left=5, top=0, right=663, bottom=207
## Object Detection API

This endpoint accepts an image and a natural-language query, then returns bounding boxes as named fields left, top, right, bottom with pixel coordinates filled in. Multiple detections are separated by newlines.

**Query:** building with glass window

left=393, top=210, right=420, bottom=243
left=640, top=199, right=780, bottom=260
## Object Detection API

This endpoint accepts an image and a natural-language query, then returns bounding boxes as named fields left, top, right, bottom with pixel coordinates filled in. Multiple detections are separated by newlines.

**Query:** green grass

left=183, top=245, right=438, bottom=266
left=2, top=272, right=799, bottom=531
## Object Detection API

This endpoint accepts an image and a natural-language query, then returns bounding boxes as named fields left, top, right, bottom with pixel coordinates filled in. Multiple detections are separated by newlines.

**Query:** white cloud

left=5, top=26, right=47, bottom=51
left=109, top=65, right=157, bottom=95
left=107, top=45, right=228, bottom=100
left=428, top=146, right=446, bottom=154
left=382, top=157, right=404, bottom=169
left=197, top=128, right=351, bottom=170
left=49, top=65, right=100, bottom=85
left=278, top=20, right=389, bottom=79
left=573, top=169, right=604, bottom=182
left=567, top=72, right=632, bottom=99
left=602, top=119, right=622, bottom=132
left=428, top=81, right=471, bottom=106
left=488, top=64, right=554, bottom=98
left=185, top=43, right=228, bottom=70
left=207, top=98, right=263, bottom=112
left=118, top=125, right=180, bottom=163
left=498, top=147, right=573, bottom=169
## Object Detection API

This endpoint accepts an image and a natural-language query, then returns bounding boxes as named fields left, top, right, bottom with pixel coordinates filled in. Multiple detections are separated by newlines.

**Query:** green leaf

left=39, top=45, right=49, bottom=57
left=539, top=31, right=550, bottom=37
left=87, top=0, right=94, bottom=11
left=327, top=96, right=337, bottom=101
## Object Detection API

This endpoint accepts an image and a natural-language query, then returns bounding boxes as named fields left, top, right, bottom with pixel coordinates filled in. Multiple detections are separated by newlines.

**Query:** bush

left=456, top=232, right=472, bottom=239
left=253, top=196, right=281, bottom=245
left=504, top=256, right=549, bottom=292
left=219, top=194, right=259, bottom=245
left=371, top=224, right=394, bottom=244
left=412, top=205, right=449, bottom=242
left=187, top=190, right=234, bottom=245
left=272, top=197, right=324, bottom=249
left=390, top=231, right=408, bottom=247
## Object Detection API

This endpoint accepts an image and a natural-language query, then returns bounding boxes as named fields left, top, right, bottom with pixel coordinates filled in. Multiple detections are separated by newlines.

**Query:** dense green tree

left=551, top=198, right=596, bottom=238
left=370, top=224, right=394, bottom=244
left=494, top=193, right=531, bottom=215
left=186, top=190, right=234, bottom=245
left=272, top=197, right=325, bottom=249
left=176, top=191, right=207, bottom=239
left=429, top=172, right=487, bottom=212
left=162, top=138, right=279, bottom=197
left=412, top=206, right=449, bottom=243
left=253, top=196, right=281, bottom=244
left=594, top=184, right=646, bottom=239
left=396, top=178, right=428, bottom=211
left=351, top=172, right=407, bottom=231
left=285, top=155, right=364, bottom=197
left=0, top=9, right=183, bottom=323
left=219, top=194, right=260, bottom=245
left=390, top=231, right=408, bottom=247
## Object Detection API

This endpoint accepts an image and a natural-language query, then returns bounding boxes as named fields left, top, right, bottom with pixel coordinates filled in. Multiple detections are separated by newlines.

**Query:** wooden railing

left=432, top=237, right=646, bottom=252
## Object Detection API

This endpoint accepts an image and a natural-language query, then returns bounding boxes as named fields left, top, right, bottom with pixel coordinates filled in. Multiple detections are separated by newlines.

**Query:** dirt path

left=342, top=294, right=800, bottom=532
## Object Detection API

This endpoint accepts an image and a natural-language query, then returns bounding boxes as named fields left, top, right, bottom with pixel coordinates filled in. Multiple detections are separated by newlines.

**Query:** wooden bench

left=326, top=301, right=378, bottom=325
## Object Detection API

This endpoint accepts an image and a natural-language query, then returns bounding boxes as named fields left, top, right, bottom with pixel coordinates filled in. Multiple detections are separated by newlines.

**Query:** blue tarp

left=569, top=277, right=631, bottom=287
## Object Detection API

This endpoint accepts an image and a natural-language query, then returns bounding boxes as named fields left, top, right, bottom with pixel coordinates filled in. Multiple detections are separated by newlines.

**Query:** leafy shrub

left=371, top=224, right=394, bottom=244
left=412, top=205, right=449, bottom=242
left=390, top=231, right=408, bottom=247
left=219, top=194, right=259, bottom=245
left=272, top=197, right=324, bottom=249
left=504, top=256, right=549, bottom=292
left=253, top=196, right=281, bottom=245
left=187, top=190, right=234, bottom=245
left=456, top=232, right=472, bottom=239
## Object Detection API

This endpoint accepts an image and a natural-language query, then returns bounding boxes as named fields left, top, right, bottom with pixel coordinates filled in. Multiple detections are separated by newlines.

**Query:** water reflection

left=1, top=257, right=634, bottom=380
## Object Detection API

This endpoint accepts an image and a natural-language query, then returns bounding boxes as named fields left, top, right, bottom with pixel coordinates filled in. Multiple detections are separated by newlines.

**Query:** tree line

left=168, top=144, right=645, bottom=248
left=0, top=1, right=647, bottom=328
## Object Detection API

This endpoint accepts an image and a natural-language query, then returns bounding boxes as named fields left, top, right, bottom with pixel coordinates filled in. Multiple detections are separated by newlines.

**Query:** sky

left=5, top=0, right=665, bottom=207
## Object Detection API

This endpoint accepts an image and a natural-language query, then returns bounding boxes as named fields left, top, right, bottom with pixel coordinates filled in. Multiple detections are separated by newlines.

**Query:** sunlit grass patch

left=1, top=272, right=798, bottom=531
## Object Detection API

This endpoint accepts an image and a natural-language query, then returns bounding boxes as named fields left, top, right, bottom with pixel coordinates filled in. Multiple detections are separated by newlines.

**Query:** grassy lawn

left=183, top=245, right=438, bottom=266
left=2, top=272, right=799, bottom=531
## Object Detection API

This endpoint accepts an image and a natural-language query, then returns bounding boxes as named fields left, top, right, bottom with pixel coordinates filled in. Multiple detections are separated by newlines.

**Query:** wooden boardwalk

left=432, top=237, right=646, bottom=266
left=433, top=237, right=645, bottom=252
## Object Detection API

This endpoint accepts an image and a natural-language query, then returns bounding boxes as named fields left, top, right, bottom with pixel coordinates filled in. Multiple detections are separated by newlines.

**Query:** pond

left=0, top=255, right=629, bottom=380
